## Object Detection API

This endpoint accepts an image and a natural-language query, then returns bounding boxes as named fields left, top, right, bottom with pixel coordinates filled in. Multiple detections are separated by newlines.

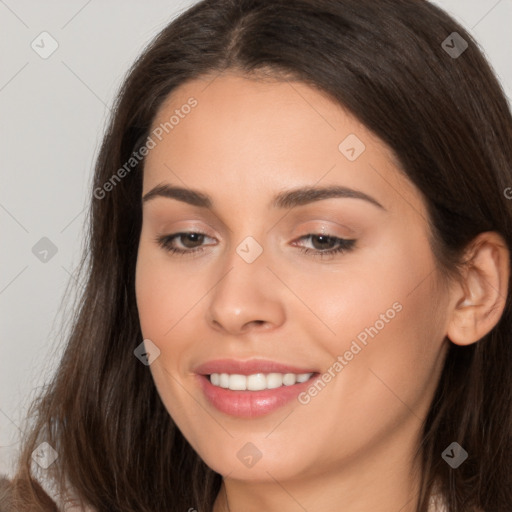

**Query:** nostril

left=243, top=320, right=265, bottom=329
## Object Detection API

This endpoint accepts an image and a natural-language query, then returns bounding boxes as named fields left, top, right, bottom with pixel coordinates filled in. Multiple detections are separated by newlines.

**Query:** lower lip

left=196, top=374, right=318, bottom=418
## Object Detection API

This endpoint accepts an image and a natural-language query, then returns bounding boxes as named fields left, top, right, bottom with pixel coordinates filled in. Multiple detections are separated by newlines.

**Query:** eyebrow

left=142, top=183, right=386, bottom=210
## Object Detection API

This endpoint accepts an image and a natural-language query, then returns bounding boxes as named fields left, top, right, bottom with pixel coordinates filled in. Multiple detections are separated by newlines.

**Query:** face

left=135, top=72, right=451, bottom=483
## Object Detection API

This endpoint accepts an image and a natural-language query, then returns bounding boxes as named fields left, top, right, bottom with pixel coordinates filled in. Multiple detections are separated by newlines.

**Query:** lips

left=193, top=358, right=318, bottom=376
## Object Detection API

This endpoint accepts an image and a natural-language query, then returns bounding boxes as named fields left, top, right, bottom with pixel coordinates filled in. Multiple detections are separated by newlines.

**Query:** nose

left=205, top=251, right=286, bottom=336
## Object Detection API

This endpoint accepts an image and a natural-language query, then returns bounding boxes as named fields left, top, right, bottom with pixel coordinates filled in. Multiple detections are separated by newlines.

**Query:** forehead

left=142, top=72, right=426, bottom=219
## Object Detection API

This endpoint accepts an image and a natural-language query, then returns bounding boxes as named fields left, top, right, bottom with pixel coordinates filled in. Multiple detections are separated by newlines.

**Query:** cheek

left=135, top=254, right=170, bottom=339
left=135, top=242, right=200, bottom=341
left=294, top=223, right=443, bottom=375
left=316, top=229, right=445, bottom=416
left=279, top=224, right=437, bottom=350
left=134, top=246, right=200, bottom=416
left=135, top=258, right=164, bottom=348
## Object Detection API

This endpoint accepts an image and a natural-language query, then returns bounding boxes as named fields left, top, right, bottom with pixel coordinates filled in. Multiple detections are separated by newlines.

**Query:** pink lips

left=193, top=358, right=319, bottom=418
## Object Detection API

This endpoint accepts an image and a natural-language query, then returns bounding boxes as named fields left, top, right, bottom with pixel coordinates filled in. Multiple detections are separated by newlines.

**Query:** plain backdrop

left=1, top=0, right=511, bottom=477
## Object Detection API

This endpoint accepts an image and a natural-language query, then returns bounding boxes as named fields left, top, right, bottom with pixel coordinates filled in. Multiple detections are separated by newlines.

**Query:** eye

left=293, top=233, right=356, bottom=259
left=155, top=231, right=356, bottom=259
left=155, top=231, right=214, bottom=256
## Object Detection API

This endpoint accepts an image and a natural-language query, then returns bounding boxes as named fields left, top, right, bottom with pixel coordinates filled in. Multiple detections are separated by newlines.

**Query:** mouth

left=196, top=371, right=320, bottom=418
left=205, top=371, right=319, bottom=391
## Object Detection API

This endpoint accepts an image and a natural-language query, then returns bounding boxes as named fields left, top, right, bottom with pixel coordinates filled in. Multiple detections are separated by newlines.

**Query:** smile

left=208, top=372, right=314, bottom=391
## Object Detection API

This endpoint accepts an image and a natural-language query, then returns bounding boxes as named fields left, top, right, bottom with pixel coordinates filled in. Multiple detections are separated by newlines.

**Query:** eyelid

left=290, top=220, right=357, bottom=239
left=156, top=221, right=218, bottom=239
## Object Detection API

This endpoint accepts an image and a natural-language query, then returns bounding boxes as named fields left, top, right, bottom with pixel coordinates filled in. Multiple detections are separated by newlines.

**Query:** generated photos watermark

left=298, top=301, right=403, bottom=405
left=94, top=97, right=198, bottom=200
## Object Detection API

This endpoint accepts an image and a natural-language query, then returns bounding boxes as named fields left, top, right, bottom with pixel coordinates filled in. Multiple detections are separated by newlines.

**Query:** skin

left=135, top=72, right=509, bottom=512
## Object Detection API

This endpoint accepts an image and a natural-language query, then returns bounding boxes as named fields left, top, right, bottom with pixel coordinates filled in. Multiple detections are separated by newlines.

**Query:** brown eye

left=309, top=234, right=338, bottom=251
left=155, top=231, right=213, bottom=255
left=178, top=233, right=205, bottom=249
left=293, top=234, right=357, bottom=259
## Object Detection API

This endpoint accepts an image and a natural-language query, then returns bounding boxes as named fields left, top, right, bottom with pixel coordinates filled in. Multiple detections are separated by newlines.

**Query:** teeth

left=208, top=372, right=314, bottom=391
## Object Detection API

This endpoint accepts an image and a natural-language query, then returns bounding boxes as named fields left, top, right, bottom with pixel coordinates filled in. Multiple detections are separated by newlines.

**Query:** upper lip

left=194, top=358, right=318, bottom=376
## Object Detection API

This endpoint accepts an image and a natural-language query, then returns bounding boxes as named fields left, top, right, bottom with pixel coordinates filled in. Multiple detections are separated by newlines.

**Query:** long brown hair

left=4, top=0, right=512, bottom=510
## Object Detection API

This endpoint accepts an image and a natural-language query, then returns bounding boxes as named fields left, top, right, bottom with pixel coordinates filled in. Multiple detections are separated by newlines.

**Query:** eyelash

left=154, top=231, right=356, bottom=259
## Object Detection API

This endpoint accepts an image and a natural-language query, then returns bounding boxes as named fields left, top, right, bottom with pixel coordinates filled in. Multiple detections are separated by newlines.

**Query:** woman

left=2, top=0, right=511, bottom=510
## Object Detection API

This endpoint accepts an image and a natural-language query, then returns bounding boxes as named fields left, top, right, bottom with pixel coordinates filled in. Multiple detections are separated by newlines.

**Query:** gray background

left=1, top=0, right=511, bottom=477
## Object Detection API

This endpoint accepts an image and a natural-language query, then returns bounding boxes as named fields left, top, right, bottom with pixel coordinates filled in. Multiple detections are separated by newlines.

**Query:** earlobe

left=446, top=231, right=510, bottom=347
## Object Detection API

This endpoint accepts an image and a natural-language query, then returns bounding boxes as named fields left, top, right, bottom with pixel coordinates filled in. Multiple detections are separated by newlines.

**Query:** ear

left=446, top=231, right=510, bottom=346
